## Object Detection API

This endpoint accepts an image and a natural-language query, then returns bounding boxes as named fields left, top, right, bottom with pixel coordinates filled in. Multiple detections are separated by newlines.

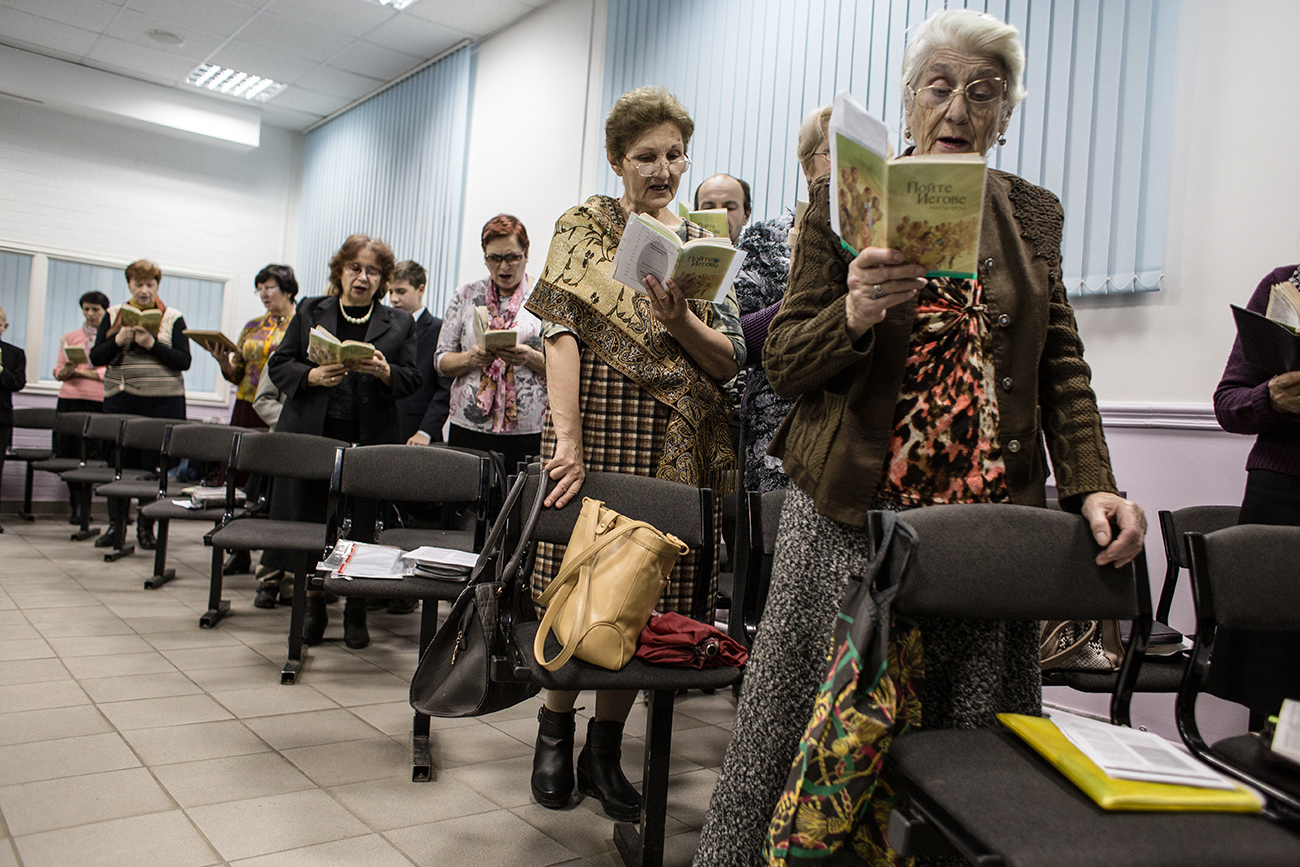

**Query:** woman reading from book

left=1212, top=263, right=1300, bottom=724
left=89, top=259, right=192, bottom=551
left=266, top=234, right=420, bottom=649
left=522, top=86, right=745, bottom=823
left=434, top=214, right=547, bottom=474
left=194, top=264, right=298, bottom=589
left=53, top=291, right=109, bottom=526
left=695, top=10, right=1146, bottom=866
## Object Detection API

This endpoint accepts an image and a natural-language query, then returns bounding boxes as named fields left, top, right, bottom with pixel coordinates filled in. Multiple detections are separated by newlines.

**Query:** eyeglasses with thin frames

left=909, top=77, right=1006, bottom=110
left=344, top=261, right=383, bottom=279
left=626, top=154, right=692, bottom=177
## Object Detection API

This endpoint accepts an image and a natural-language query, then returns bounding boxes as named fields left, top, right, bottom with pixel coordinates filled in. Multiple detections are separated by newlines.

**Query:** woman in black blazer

left=267, top=234, right=421, bottom=647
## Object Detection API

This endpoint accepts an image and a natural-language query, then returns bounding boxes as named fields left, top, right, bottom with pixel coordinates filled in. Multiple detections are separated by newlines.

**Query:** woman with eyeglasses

left=696, top=11, right=1146, bottom=866
left=434, top=214, right=547, bottom=474
left=522, top=86, right=745, bottom=823
left=266, top=234, right=421, bottom=648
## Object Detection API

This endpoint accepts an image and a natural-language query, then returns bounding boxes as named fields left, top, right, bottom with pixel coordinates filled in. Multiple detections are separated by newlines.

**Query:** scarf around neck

left=474, top=276, right=529, bottom=432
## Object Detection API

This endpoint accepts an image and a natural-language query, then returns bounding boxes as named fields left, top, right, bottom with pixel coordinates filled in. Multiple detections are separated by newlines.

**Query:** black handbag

left=409, top=471, right=542, bottom=718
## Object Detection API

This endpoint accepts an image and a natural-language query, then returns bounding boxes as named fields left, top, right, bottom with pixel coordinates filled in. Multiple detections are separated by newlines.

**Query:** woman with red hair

left=435, top=214, right=548, bottom=473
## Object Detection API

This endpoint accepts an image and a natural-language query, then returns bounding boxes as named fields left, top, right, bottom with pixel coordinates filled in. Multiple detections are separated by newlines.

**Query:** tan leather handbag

left=535, top=497, right=689, bottom=671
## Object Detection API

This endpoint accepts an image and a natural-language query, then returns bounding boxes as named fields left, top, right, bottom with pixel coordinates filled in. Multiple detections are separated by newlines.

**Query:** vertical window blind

left=0, top=250, right=32, bottom=351
left=602, top=0, right=1177, bottom=296
left=298, top=45, right=474, bottom=318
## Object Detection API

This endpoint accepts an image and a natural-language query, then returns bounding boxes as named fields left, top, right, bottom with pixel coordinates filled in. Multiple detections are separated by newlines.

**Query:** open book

left=829, top=90, right=987, bottom=279
left=307, top=325, right=375, bottom=370
left=472, top=306, right=518, bottom=352
left=62, top=344, right=89, bottom=366
left=611, top=211, right=746, bottom=304
left=118, top=304, right=163, bottom=334
left=184, top=330, right=240, bottom=356
left=1231, top=279, right=1300, bottom=373
left=675, top=205, right=729, bottom=240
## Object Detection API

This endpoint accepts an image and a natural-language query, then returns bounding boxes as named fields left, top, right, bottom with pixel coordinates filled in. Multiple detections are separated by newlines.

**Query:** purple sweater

left=1213, top=264, right=1300, bottom=478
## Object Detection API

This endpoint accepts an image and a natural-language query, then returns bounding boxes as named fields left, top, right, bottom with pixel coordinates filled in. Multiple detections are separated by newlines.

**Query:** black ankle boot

left=532, top=707, right=576, bottom=809
left=222, top=550, right=251, bottom=575
left=304, top=595, right=328, bottom=646
left=577, top=719, right=641, bottom=822
left=343, top=597, right=369, bottom=649
left=136, top=518, right=157, bottom=550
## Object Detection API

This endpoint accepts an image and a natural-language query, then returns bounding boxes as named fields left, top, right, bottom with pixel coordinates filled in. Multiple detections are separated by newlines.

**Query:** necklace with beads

left=339, top=302, right=373, bottom=325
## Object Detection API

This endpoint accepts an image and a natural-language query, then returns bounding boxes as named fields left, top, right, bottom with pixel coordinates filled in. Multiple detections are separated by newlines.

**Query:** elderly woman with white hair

left=695, top=10, right=1146, bottom=866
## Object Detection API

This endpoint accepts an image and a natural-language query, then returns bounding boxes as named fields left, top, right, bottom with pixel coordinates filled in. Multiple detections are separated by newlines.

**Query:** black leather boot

left=136, top=517, right=157, bottom=550
left=531, top=707, right=576, bottom=809
left=222, top=550, right=251, bottom=575
left=343, top=597, right=369, bottom=649
left=577, top=719, right=641, bottom=821
left=303, top=595, right=328, bottom=646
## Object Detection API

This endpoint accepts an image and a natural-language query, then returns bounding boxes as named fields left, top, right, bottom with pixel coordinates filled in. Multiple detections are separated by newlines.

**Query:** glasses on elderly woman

left=485, top=253, right=524, bottom=265
left=344, top=261, right=383, bottom=278
left=627, top=154, right=692, bottom=177
left=910, top=77, right=1006, bottom=109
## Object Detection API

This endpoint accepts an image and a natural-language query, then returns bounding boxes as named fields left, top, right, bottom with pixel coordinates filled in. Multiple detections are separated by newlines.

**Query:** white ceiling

left=0, top=0, right=549, bottom=131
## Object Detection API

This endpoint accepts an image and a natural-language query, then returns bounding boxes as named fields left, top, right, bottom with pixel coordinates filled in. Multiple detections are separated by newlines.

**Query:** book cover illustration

left=830, top=89, right=986, bottom=279
left=118, top=304, right=163, bottom=334
left=611, top=212, right=746, bottom=304
left=307, top=325, right=375, bottom=370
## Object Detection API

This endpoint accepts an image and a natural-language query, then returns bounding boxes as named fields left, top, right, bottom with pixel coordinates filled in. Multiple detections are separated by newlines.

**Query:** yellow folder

left=998, top=713, right=1263, bottom=812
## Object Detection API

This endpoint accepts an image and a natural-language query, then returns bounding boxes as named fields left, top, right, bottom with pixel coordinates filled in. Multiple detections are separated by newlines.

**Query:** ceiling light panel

left=362, top=0, right=421, bottom=9
left=186, top=63, right=286, bottom=102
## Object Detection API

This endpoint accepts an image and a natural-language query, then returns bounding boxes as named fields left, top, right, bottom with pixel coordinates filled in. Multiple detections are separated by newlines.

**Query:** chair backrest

left=733, top=487, right=787, bottom=648
left=1155, top=505, right=1240, bottom=624
left=11, top=407, right=56, bottom=430
left=895, top=503, right=1146, bottom=622
left=162, top=423, right=248, bottom=465
left=338, top=444, right=490, bottom=504
left=231, top=431, right=349, bottom=481
left=84, top=413, right=135, bottom=444
left=1180, top=524, right=1300, bottom=811
left=53, top=410, right=94, bottom=437
left=122, top=417, right=182, bottom=453
left=516, top=465, right=715, bottom=617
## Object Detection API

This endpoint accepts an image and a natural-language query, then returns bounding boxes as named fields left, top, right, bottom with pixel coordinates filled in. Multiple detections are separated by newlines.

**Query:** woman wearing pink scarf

left=435, top=214, right=547, bottom=472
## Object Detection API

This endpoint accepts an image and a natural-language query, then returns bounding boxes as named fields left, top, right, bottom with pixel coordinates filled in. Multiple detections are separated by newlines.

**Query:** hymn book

left=611, top=211, right=746, bottom=304
left=307, top=325, right=375, bottom=370
left=1231, top=279, right=1300, bottom=373
left=118, top=304, right=163, bottom=334
left=471, top=306, right=518, bottom=352
left=829, top=89, right=987, bottom=279
left=184, top=330, right=240, bottom=356
left=61, top=344, right=89, bottom=366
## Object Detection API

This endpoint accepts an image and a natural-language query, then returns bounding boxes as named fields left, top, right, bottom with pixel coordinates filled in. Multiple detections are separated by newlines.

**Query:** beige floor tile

left=243, top=708, right=386, bottom=750
left=510, top=800, right=631, bottom=858
left=385, top=809, right=578, bottom=867
left=98, top=693, right=234, bottom=731
left=81, top=671, right=204, bottom=703
left=121, top=718, right=272, bottom=766
left=210, top=684, right=339, bottom=718
left=164, top=643, right=274, bottom=671
left=13, top=809, right=220, bottom=867
left=662, top=828, right=703, bottom=867
left=349, top=701, right=425, bottom=737
left=444, top=753, right=536, bottom=809
left=144, top=628, right=244, bottom=651
left=29, top=617, right=138, bottom=638
left=662, top=767, right=721, bottom=828
left=0, top=680, right=90, bottom=713
left=429, top=718, right=537, bottom=770
left=185, top=662, right=284, bottom=693
left=7, top=591, right=101, bottom=610
left=329, top=775, right=497, bottom=832
left=0, top=766, right=176, bottom=835
left=0, top=841, right=17, bottom=867
left=0, top=622, right=41, bottom=641
left=61, top=650, right=179, bottom=679
left=666, top=721, right=733, bottom=771
left=230, top=833, right=418, bottom=867
left=21, top=605, right=118, bottom=624
left=489, top=713, right=546, bottom=747
left=153, top=751, right=316, bottom=807
left=282, top=736, right=410, bottom=788
left=303, top=668, right=412, bottom=707
left=187, top=788, right=370, bottom=862
left=0, top=732, right=139, bottom=785
left=46, top=632, right=155, bottom=657
left=0, top=657, right=70, bottom=686
left=0, top=638, right=55, bottom=661
left=0, top=704, right=114, bottom=747
left=120, top=614, right=213, bottom=634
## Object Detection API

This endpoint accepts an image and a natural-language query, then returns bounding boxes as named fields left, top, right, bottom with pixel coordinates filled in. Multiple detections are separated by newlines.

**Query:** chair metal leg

left=103, top=498, right=135, bottom=562
left=412, top=711, right=433, bottom=782
left=145, top=519, right=175, bottom=589
left=200, top=543, right=230, bottom=628
left=20, top=463, right=36, bottom=520
left=70, top=484, right=98, bottom=541
left=614, top=688, right=675, bottom=867
left=282, top=554, right=310, bottom=684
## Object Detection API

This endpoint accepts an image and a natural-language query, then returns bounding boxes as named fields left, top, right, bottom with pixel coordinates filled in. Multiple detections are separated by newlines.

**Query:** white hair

left=796, top=105, right=833, bottom=175
left=900, top=9, right=1027, bottom=108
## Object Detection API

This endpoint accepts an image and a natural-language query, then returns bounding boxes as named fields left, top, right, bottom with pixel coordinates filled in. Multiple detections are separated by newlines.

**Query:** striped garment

left=102, top=304, right=186, bottom=398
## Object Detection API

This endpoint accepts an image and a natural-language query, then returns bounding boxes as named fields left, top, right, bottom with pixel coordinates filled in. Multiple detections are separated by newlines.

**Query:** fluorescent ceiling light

left=185, top=63, right=285, bottom=102
left=362, top=0, right=420, bottom=9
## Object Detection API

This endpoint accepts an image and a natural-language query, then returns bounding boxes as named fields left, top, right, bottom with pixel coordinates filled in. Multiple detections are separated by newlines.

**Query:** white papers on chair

left=1051, top=712, right=1237, bottom=789
left=1271, top=699, right=1300, bottom=765
left=172, top=486, right=245, bottom=509
left=317, top=540, right=408, bottom=580
left=400, top=546, right=478, bottom=580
